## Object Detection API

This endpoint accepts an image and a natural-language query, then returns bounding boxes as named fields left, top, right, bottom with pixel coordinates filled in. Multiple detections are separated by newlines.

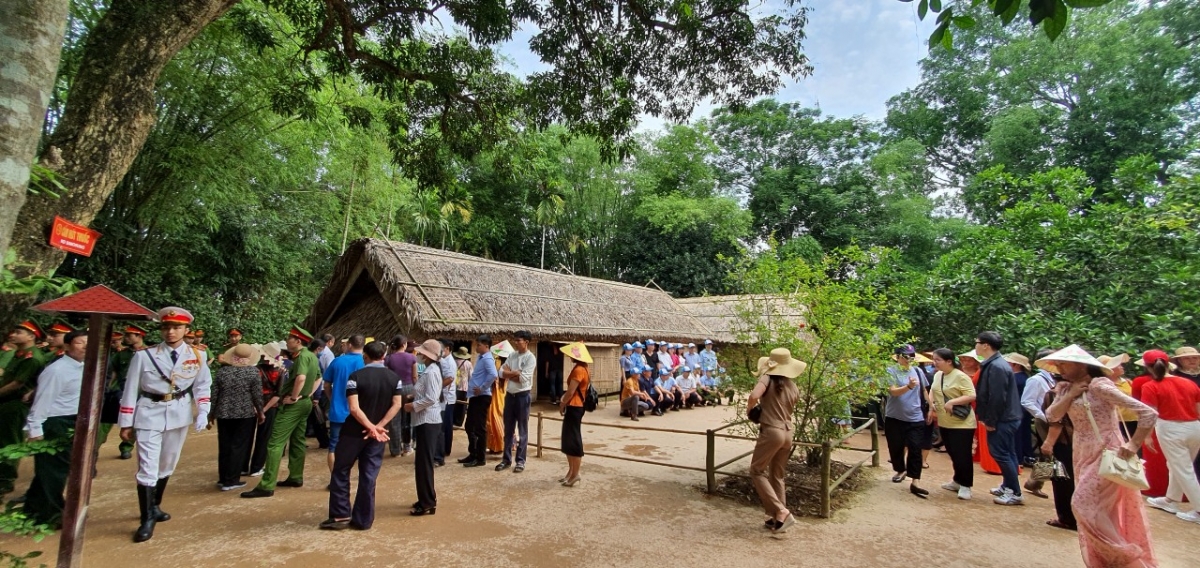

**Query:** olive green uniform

left=253, top=348, right=320, bottom=491
left=0, top=348, right=49, bottom=492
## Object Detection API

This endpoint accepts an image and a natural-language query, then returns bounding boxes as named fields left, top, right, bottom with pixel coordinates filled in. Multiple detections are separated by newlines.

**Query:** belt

left=140, top=386, right=193, bottom=402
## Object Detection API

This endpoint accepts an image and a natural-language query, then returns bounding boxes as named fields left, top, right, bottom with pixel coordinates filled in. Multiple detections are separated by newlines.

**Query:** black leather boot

left=133, top=485, right=156, bottom=543
left=153, top=477, right=171, bottom=522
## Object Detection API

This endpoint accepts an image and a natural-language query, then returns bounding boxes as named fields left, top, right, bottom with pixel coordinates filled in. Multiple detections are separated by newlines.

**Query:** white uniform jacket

left=118, top=343, right=212, bottom=430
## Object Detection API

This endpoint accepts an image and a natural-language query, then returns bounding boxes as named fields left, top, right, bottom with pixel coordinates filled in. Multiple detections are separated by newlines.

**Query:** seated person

left=620, top=369, right=652, bottom=421
left=637, top=366, right=660, bottom=415
left=675, top=367, right=702, bottom=409
left=654, top=369, right=677, bottom=415
left=697, top=369, right=721, bottom=406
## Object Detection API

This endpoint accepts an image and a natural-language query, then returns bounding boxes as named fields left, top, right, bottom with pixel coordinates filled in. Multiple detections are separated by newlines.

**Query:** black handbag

left=940, top=374, right=971, bottom=419
left=748, top=404, right=763, bottom=424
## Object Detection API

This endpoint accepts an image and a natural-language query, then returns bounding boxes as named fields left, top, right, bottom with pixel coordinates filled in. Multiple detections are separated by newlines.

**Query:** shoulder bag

left=940, top=373, right=972, bottom=419
left=1082, top=393, right=1149, bottom=491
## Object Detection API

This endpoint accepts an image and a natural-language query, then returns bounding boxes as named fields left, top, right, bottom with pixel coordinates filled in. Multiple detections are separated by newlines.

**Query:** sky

left=496, top=0, right=938, bottom=131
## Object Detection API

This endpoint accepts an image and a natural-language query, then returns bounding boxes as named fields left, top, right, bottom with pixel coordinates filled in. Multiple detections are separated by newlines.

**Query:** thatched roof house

left=675, top=295, right=807, bottom=344
left=305, top=238, right=715, bottom=345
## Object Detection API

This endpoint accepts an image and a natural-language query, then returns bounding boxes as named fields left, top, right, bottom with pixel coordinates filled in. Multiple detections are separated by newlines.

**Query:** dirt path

left=1, top=402, right=1193, bottom=567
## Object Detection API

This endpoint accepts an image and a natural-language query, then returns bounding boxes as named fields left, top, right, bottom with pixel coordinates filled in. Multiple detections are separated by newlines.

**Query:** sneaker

left=220, top=482, right=247, bottom=491
left=250, top=469, right=264, bottom=477
left=1147, top=497, right=1180, bottom=514
left=957, top=487, right=972, bottom=500
left=989, top=486, right=1005, bottom=497
left=513, top=464, right=525, bottom=473
left=1176, top=511, right=1200, bottom=524
left=993, top=490, right=1024, bottom=506
left=941, top=482, right=961, bottom=492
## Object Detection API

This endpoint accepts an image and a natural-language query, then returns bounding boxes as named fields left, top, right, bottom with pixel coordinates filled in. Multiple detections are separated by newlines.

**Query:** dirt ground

left=1, top=401, right=1194, bottom=567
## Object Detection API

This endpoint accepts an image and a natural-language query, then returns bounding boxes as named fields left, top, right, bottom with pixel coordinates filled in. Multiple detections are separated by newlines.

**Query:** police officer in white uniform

left=118, top=306, right=211, bottom=543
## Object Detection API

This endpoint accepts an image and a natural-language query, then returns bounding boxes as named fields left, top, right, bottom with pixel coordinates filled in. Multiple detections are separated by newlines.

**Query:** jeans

left=988, top=419, right=1022, bottom=495
left=328, top=434, right=384, bottom=529
left=502, top=391, right=531, bottom=466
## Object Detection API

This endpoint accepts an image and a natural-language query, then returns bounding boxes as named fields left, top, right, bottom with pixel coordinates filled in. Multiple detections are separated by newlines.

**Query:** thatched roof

left=675, top=295, right=808, bottom=344
left=305, top=239, right=715, bottom=343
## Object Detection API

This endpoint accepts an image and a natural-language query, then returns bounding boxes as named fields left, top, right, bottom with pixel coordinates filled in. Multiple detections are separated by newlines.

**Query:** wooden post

left=57, top=314, right=111, bottom=568
left=869, top=418, right=880, bottom=467
left=819, top=441, right=832, bottom=519
left=536, top=412, right=543, bottom=458
left=705, top=429, right=716, bottom=493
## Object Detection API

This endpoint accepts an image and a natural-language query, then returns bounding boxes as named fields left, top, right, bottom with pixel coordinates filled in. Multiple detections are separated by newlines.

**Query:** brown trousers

left=750, top=425, right=792, bottom=516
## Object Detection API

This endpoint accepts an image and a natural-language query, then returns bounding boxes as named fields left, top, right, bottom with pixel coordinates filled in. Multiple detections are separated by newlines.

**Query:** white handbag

left=1082, top=394, right=1149, bottom=491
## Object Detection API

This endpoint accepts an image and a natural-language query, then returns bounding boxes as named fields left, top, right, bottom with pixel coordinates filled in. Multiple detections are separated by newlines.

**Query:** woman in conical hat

left=1039, top=345, right=1158, bottom=568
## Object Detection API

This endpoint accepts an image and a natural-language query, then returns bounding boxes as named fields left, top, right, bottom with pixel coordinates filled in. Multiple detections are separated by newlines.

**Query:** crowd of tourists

left=864, top=332, right=1200, bottom=567
left=616, top=340, right=729, bottom=420
left=6, top=308, right=1198, bottom=566
left=0, top=309, right=631, bottom=540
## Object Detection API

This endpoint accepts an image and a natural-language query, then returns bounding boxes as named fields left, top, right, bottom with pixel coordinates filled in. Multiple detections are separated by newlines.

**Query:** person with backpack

left=557, top=342, right=592, bottom=487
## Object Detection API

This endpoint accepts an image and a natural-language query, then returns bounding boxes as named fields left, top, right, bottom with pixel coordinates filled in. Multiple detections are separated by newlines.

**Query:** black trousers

left=217, top=417, right=257, bottom=486
left=656, top=392, right=674, bottom=412
left=413, top=423, right=438, bottom=508
left=247, top=407, right=277, bottom=474
left=884, top=417, right=924, bottom=480
left=682, top=392, right=702, bottom=409
left=24, top=415, right=74, bottom=525
left=387, top=410, right=412, bottom=456
left=940, top=427, right=974, bottom=488
left=328, top=434, right=384, bottom=529
left=1051, top=441, right=1076, bottom=528
left=465, top=395, right=491, bottom=462
left=435, top=404, right=454, bottom=463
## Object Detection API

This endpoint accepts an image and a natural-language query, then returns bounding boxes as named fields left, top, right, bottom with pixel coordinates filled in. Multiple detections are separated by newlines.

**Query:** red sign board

left=49, top=216, right=101, bottom=257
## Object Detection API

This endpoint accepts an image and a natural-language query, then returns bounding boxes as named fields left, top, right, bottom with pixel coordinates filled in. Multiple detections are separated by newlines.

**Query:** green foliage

left=888, top=0, right=1200, bottom=205
left=723, top=243, right=910, bottom=462
left=0, top=435, right=71, bottom=565
left=0, top=250, right=81, bottom=299
left=910, top=165, right=1200, bottom=358
left=906, top=0, right=1116, bottom=48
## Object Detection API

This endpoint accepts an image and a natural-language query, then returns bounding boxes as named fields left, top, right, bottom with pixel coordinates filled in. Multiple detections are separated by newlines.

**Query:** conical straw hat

left=1035, top=345, right=1112, bottom=377
left=561, top=342, right=593, bottom=364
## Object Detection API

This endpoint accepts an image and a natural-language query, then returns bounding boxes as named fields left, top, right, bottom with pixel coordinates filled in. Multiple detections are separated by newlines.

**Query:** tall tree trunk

left=2, top=0, right=237, bottom=321
left=0, top=0, right=70, bottom=261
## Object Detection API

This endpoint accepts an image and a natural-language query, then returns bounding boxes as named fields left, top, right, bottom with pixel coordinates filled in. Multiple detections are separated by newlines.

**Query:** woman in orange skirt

left=486, top=341, right=514, bottom=453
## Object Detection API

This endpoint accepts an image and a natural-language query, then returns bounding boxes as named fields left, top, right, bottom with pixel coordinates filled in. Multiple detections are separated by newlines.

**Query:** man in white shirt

left=434, top=339, right=456, bottom=466
left=23, top=330, right=87, bottom=526
left=1019, top=348, right=1057, bottom=498
left=675, top=367, right=702, bottom=409
left=497, top=331, right=536, bottom=473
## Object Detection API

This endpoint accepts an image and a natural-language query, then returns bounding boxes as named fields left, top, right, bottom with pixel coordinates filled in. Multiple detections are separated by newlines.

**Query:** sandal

left=1046, top=519, right=1076, bottom=531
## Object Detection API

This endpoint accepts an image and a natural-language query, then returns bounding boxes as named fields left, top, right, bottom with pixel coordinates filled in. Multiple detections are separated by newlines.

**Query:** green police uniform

left=0, top=347, right=49, bottom=492
left=98, top=347, right=140, bottom=455
left=253, top=348, right=319, bottom=491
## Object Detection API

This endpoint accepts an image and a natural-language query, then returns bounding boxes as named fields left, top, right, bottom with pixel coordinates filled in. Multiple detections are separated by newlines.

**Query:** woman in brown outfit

left=747, top=348, right=805, bottom=533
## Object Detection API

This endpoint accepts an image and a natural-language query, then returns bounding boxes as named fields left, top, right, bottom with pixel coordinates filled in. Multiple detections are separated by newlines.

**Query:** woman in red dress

left=1131, top=355, right=1170, bottom=498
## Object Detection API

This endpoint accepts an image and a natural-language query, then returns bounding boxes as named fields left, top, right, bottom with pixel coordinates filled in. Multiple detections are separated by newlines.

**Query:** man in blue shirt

left=654, top=369, right=677, bottom=415
left=684, top=343, right=700, bottom=371
left=323, top=335, right=365, bottom=474
left=637, top=367, right=660, bottom=416
left=462, top=335, right=497, bottom=468
left=699, top=340, right=719, bottom=372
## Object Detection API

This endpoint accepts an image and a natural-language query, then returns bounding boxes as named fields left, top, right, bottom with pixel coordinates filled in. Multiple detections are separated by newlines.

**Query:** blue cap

left=641, top=366, right=652, bottom=374
left=688, top=343, right=695, bottom=348
left=633, top=341, right=644, bottom=349
left=660, top=368, right=670, bottom=375
left=704, top=339, right=713, bottom=344
left=646, top=339, right=656, bottom=346
left=622, top=343, right=632, bottom=350
left=681, top=366, right=691, bottom=372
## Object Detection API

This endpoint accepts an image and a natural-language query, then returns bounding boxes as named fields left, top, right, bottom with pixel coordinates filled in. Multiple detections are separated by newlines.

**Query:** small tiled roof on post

left=33, top=285, right=157, bottom=319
